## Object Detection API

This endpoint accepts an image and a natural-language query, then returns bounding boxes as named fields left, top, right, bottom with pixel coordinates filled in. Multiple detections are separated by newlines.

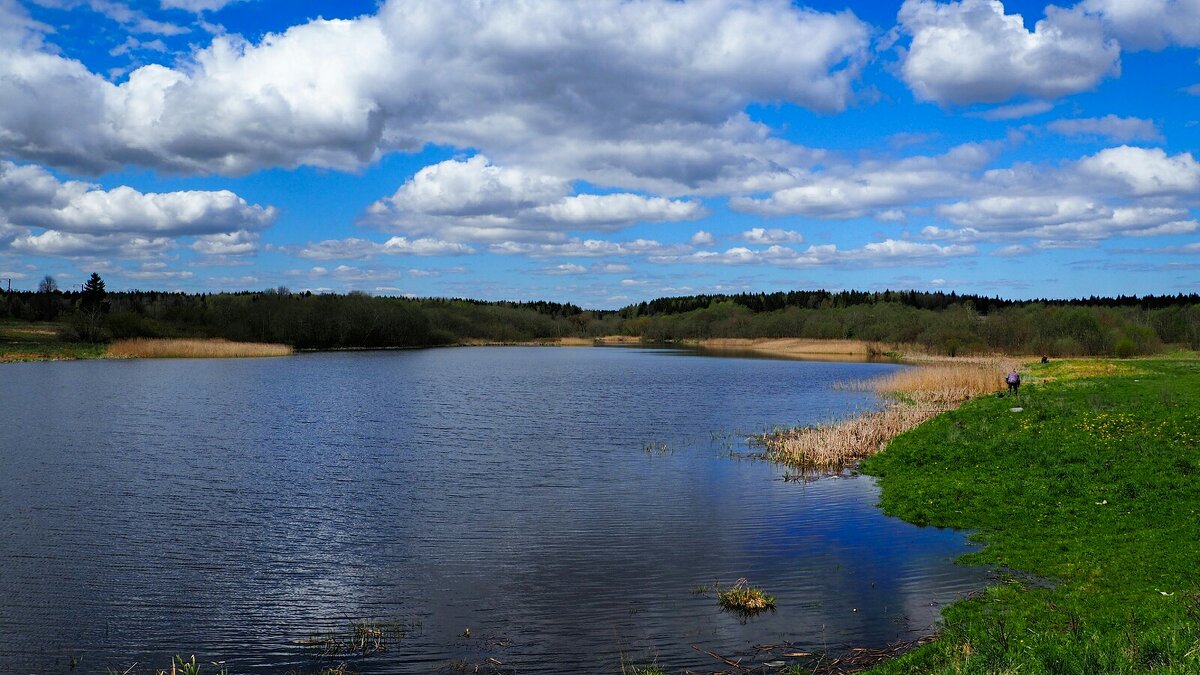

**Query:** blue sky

left=0, top=0, right=1197, bottom=308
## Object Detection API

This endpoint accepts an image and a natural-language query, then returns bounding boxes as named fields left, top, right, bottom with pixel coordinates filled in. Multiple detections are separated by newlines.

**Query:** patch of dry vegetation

left=761, top=358, right=1014, bottom=470
left=698, top=337, right=888, bottom=358
left=866, top=358, right=1011, bottom=406
left=107, top=338, right=293, bottom=359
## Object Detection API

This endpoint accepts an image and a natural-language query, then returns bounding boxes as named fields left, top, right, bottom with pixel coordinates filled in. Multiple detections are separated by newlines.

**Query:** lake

left=0, top=346, right=987, bottom=673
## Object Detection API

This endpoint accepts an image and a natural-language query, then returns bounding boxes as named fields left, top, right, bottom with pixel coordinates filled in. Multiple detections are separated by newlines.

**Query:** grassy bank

left=856, top=357, right=1200, bottom=673
left=0, top=321, right=105, bottom=362
left=1, top=323, right=295, bottom=362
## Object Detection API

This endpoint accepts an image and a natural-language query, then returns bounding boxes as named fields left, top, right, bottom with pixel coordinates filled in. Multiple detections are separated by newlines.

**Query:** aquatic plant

left=106, top=338, right=293, bottom=359
left=760, top=359, right=1012, bottom=471
left=625, top=666, right=669, bottom=675
left=642, top=441, right=671, bottom=455
left=296, top=619, right=414, bottom=657
left=174, top=655, right=203, bottom=675
left=866, top=358, right=1010, bottom=407
left=716, top=578, right=776, bottom=615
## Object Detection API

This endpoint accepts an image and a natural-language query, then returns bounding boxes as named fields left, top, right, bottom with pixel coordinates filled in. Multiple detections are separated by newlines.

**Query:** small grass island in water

left=717, top=578, right=777, bottom=615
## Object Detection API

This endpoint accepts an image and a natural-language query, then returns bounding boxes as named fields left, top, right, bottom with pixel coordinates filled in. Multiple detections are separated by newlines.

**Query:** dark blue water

left=0, top=347, right=986, bottom=674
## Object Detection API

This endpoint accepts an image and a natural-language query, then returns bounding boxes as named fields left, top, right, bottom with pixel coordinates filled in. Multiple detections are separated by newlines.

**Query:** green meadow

left=859, top=357, right=1200, bottom=674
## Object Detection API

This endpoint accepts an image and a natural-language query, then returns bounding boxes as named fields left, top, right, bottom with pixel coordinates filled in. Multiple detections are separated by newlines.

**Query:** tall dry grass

left=861, top=357, right=1012, bottom=406
left=107, top=338, right=293, bottom=359
left=698, top=338, right=910, bottom=360
left=761, top=358, right=1015, bottom=471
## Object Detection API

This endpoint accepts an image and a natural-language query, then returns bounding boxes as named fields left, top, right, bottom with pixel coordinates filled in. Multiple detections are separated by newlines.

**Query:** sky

left=0, top=0, right=1197, bottom=308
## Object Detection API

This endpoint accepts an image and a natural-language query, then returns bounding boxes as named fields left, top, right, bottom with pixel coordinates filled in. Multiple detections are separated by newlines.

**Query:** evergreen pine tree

left=81, top=272, right=107, bottom=313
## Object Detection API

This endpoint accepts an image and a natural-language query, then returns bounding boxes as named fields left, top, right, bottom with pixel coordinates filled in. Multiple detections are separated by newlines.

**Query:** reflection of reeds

left=107, top=338, right=293, bottom=359
left=762, top=359, right=1014, bottom=471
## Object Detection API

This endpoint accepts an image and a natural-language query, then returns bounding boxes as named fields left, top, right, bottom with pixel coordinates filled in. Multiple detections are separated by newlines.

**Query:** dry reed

left=107, top=338, right=293, bottom=359
left=861, top=357, right=1011, bottom=407
left=699, top=338, right=885, bottom=357
left=761, top=358, right=1015, bottom=471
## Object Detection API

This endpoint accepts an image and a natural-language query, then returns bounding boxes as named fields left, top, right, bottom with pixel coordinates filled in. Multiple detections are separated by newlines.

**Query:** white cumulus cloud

left=651, top=239, right=976, bottom=267
left=742, top=227, right=805, bottom=244
left=286, top=236, right=474, bottom=261
left=0, top=160, right=276, bottom=259
left=0, top=0, right=870, bottom=187
left=1075, top=146, right=1200, bottom=196
left=1081, top=0, right=1200, bottom=50
left=898, top=0, right=1119, bottom=105
left=367, top=156, right=704, bottom=242
left=730, top=143, right=992, bottom=218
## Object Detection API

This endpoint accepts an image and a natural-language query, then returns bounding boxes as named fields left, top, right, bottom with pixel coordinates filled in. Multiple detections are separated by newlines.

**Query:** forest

left=2, top=276, right=1198, bottom=357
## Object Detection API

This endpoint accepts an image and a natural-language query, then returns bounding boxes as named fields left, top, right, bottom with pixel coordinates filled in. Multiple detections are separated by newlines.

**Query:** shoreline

left=2, top=334, right=900, bottom=364
left=751, top=354, right=1198, bottom=672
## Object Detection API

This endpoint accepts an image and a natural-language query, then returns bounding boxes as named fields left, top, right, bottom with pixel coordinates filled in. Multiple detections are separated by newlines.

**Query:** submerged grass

left=295, top=619, right=415, bottom=658
left=858, top=358, right=1200, bottom=674
left=107, top=338, right=293, bottom=359
left=760, top=358, right=1013, bottom=471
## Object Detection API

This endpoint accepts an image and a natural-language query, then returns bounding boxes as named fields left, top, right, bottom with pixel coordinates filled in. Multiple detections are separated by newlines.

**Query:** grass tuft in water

left=296, top=619, right=416, bottom=658
left=642, top=441, right=671, bottom=455
left=716, top=578, right=776, bottom=615
left=625, top=666, right=670, bottom=675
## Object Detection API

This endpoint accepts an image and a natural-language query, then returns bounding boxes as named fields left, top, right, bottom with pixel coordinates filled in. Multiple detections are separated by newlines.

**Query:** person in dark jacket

left=1006, top=368, right=1021, bottom=395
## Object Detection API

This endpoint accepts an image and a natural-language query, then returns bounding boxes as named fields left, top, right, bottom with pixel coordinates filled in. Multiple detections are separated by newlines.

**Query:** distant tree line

left=1, top=277, right=1197, bottom=357
left=619, top=300, right=1200, bottom=357
left=620, top=290, right=1200, bottom=317
left=0, top=279, right=614, bottom=349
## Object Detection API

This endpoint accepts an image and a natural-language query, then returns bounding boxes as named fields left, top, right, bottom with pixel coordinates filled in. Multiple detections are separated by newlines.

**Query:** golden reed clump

left=761, top=358, right=1013, bottom=471
left=107, top=338, right=293, bottom=359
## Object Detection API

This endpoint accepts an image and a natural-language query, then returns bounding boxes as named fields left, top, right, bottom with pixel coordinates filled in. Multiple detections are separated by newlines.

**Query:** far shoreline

left=5, top=335, right=890, bottom=364
left=0, top=333, right=1059, bottom=365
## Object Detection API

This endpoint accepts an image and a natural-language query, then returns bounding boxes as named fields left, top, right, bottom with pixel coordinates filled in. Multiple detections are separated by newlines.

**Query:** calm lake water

left=0, top=347, right=986, bottom=674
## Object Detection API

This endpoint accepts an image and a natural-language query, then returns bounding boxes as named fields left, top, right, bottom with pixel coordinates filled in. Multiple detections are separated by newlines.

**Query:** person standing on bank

left=1006, top=368, right=1021, bottom=396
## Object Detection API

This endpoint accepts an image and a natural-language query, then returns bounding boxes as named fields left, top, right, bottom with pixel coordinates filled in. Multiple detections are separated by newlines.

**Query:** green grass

left=860, top=357, right=1200, bottom=674
left=0, top=321, right=104, bottom=362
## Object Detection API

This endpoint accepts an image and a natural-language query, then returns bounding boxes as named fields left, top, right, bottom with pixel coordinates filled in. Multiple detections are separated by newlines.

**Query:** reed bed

left=861, top=357, right=1011, bottom=406
left=107, top=338, right=293, bottom=359
left=761, top=358, right=1015, bottom=471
